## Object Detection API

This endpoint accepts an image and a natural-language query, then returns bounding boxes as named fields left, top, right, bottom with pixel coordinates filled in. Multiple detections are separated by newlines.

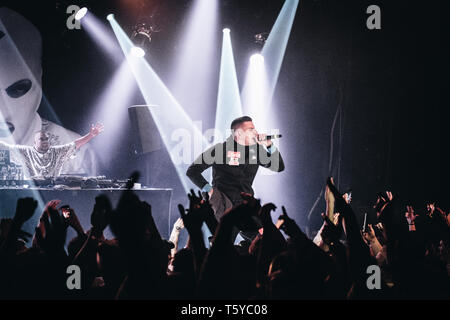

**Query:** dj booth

left=0, top=186, right=173, bottom=244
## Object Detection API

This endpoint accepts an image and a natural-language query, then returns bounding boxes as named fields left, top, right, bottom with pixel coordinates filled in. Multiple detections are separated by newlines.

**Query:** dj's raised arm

left=74, top=123, right=104, bottom=150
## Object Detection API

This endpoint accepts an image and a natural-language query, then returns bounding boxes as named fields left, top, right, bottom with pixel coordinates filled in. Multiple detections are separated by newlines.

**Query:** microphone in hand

left=257, top=134, right=282, bottom=141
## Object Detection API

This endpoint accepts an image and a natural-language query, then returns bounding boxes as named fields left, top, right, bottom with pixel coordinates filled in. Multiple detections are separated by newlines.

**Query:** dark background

left=1, top=0, right=446, bottom=232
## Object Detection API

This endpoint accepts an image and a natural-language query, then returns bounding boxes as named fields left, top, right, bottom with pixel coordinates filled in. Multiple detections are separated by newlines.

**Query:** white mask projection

left=0, top=7, right=43, bottom=143
left=0, top=7, right=97, bottom=176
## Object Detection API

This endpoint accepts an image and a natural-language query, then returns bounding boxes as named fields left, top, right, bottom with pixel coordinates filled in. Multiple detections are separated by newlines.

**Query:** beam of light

left=241, top=53, right=270, bottom=130
left=86, top=61, right=137, bottom=167
left=75, top=10, right=137, bottom=166
left=130, top=46, right=145, bottom=58
left=214, top=28, right=242, bottom=144
left=80, top=12, right=123, bottom=63
left=262, top=0, right=300, bottom=104
left=108, top=17, right=209, bottom=193
left=169, top=0, right=219, bottom=123
left=249, top=0, right=298, bottom=212
left=240, top=53, right=284, bottom=214
left=75, top=7, right=88, bottom=21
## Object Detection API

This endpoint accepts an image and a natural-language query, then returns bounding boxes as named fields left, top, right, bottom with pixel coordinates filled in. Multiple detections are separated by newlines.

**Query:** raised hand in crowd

left=33, top=200, right=68, bottom=257
left=362, top=224, right=383, bottom=257
left=90, top=195, right=112, bottom=238
left=62, top=206, right=84, bottom=237
left=255, top=203, right=287, bottom=288
left=179, top=190, right=208, bottom=233
left=405, top=205, right=418, bottom=231
left=320, top=213, right=342, bottom=248
left=278, top=205, right=304, bottom=240
left=178, top=190, right=209, bottom=277
left=0, top=198, right=37, bottom=255
left=14, top=197, right=38, bottom=226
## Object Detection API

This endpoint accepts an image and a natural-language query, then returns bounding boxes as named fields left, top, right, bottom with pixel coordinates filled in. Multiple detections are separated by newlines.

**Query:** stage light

left=214, top=27, right=242, bottom=144
left=132, top=23, right=154, bottom=48
left=78, top=11, right=123, bottom=63
left=241, top=52, right=270, bottom=131
left=250, top=53, right=264, bottom=64
left=108, top=16, right=209, bottom=193
left=169, top=0, right=218, bottom=123
left=130, top=46, right=145, bottom=58
left=106, top=14, right=114, bottom=21
left=75, top=7, right=88, bottom=21
left=254, top=32, right=269, bottom=45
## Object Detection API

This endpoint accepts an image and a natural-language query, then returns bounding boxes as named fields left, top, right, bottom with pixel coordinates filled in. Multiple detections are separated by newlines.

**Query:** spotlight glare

left=242, top=51, right=269, bottom=130
left=250, top=53, right=264, bottom=64
left=75, top=7, right=88, bottom=21
left=106, top=13, right=114, bottom=21
left=223, top=28, right=230, bottom=33
left=169, top=0, right=219, bottom=122
left=130, top=46, right=145, bottom=58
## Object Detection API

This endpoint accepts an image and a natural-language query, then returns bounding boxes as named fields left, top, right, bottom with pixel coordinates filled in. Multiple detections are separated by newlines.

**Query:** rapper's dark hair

left=230, top=116, right=253, bottom=130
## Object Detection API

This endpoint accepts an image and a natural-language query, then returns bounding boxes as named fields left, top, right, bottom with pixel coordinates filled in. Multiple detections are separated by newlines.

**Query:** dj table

left=0, top=187, right=173, bottom=244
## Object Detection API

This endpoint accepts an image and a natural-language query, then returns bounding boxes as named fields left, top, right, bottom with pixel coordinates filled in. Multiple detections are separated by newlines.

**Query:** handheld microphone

left=257, top=134, right=282, bottom=141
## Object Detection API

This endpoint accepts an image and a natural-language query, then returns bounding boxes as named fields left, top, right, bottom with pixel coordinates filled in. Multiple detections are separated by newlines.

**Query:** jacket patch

left=227, top=151, right=240, bottom=166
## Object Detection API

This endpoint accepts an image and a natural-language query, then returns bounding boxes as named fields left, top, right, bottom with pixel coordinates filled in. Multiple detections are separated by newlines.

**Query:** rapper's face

left=235, top=121, right=258, bottom=146
left=0, top=11, right=42, bottom=142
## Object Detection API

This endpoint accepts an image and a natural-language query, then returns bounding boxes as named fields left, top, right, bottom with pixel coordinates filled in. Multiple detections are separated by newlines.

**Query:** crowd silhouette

left=0, top=174, right=448, bottom=300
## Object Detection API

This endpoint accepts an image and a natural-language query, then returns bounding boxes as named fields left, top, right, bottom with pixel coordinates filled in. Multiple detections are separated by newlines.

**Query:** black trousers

left=209, top=187, right=258, bottom=244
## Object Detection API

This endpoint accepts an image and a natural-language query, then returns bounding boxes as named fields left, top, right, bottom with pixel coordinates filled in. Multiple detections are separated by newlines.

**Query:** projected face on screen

left=0, top=7, right=43, bottom=141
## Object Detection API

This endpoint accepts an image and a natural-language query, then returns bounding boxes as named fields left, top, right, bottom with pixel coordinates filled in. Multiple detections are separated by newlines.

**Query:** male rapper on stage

left=186, top=116, right=284, bottom=243
left=0, top=123, right=103, bottom=178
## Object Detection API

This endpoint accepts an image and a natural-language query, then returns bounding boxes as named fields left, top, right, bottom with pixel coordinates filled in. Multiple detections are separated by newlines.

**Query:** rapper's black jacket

left=186, top=136, right=285, bottom=204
